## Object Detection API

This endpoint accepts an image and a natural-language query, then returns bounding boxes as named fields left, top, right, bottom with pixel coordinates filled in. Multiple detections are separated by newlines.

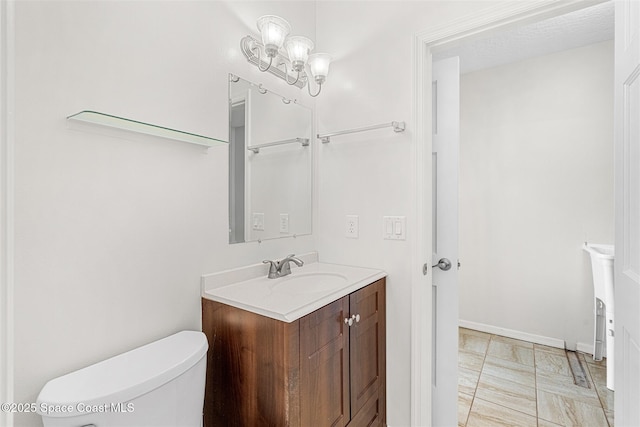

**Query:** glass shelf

left=67, top=111, right=227, bottom=148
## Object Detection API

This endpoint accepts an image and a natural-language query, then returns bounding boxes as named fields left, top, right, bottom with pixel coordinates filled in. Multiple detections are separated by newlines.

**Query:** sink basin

left=270, top=272, right=348, bottom=295
left=584, top=243, right=614, bottom=259
left=201, top=255, right=386, bottom=322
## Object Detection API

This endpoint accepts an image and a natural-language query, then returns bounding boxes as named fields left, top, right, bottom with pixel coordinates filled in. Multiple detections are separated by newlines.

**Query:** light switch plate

left=383, top=216, right=406, bottom=240
left=345, top=215, right=359, bottom=238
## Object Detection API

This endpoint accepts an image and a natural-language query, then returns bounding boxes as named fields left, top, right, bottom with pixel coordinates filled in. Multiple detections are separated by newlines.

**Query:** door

left=614, top=0, right=640, bottom=425
left=431, top=57, right=460, bottom=427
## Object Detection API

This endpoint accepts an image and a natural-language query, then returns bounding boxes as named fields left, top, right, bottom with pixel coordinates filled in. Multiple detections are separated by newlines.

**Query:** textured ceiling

left=433, top=1, right=614, bottom=74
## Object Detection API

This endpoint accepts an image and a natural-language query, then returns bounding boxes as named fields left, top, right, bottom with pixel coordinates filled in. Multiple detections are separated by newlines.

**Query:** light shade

left=256, top=15, right=291, bottom=57
left=308, top=53, right=332, bottom=84
left=285, top=36, right=314, bottom=71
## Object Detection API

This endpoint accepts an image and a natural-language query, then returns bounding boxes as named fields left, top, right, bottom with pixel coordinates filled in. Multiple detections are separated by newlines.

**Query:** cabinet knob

left=344, top=314, right=361, bottom=326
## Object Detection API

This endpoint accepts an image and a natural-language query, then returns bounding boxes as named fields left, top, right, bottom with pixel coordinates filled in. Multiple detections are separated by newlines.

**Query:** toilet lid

left=36, top=330, right=208, bottom=417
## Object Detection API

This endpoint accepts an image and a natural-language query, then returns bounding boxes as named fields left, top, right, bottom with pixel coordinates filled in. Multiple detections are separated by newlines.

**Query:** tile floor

left=458, top=328, right=614, bottom=427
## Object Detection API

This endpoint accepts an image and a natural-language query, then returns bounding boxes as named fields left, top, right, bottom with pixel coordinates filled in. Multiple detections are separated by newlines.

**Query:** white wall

left=313, top=2, right=495, bottom=425
left=7, top=2, right=536, bottom=426
left=12, top=2, right=317, bottom=426
left=458, top=41, right=614, bottom=349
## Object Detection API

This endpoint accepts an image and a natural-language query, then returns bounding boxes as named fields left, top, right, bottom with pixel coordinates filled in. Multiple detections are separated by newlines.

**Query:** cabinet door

left=349, top=279, right=386, bottom=424
left=300, top=296, right=351, bottom=427
left=202, top=299, right=300, bottom=427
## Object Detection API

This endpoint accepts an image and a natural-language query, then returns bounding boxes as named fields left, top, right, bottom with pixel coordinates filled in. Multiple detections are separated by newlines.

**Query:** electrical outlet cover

left=346, top=215, right=359, bottom=238
left=279, top=213, right=289, bottom=233
left=252, top=212, right=265, bottom=231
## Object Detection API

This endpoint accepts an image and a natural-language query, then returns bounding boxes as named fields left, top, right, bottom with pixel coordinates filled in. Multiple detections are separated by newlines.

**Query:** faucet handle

left=278, top=254, right=304, bottom=276
left=263, top=260, right=279, bottom=278
left=263, top=259, right=277, bottom=268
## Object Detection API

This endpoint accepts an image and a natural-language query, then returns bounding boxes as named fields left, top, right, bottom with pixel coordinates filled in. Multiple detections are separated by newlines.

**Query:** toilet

left=36, top=330, right=208, bottom=427
left=583, top=243, right=614, bottom=390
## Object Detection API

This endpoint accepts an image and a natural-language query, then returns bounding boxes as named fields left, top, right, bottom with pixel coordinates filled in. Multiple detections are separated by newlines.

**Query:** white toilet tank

left=36, top=330, right=208, bottom=427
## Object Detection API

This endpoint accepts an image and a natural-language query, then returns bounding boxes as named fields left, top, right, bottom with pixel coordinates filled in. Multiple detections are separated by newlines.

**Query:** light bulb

left=256, top=15, right=291, bottom=58
left=285, top=36, right=314, bottom=72
left=308, top=53, right=332, bottom=84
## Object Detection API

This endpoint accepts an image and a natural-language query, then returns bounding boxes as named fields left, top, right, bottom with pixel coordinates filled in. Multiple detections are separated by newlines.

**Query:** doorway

left=446, top=6, right=614, bottom=425
left=411, top=1, right=618, bottom=425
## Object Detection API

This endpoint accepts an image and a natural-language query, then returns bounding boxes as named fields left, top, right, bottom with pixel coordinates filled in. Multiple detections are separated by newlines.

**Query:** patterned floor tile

left=460, top=328, right=492, bottom=340
left=605, top=409, right=614, bottom=427
left=491, top=334, right=534, bottom=349
left=487, top=340, right=534, bottom=366
left=475, top=372, right=537, bottom=416
left=537, top=419, right=563, bottom=427
left=581, top=351, right=607, bottom=367
left=459, top=349, right=485, bottom=372
left=534, top=344, right=567, bottom=356
left=457, top=328, right=613, bottom=427
left=586, top=363, right=614, bottom=412
left=537, top=389, right=609, bottom=427
left=458, top=392, right=473, bottom=427
left=481, top=355, right=535, bottom=388
left=466, top=398, right=537, bottom=427
left=535, top=350, right=572, bottom=376
left=459, top=366, right=481, bottom=396
left=460, top=332, right=491, bottom=354
left=536, top=370, right=600, bottom=406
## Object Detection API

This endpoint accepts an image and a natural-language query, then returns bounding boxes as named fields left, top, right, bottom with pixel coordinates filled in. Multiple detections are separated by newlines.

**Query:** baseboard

left=577, top=341, right=596, bottom=357
left=459, top=319, right=594, bottom=355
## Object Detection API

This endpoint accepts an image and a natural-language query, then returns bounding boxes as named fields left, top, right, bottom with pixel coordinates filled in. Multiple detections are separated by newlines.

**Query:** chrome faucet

left=278, top=254, right=304, bottom=277
left=262, top=254, right=304, bottom=279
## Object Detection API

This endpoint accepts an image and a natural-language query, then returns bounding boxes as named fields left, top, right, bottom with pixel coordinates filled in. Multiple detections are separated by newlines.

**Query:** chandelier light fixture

left=240, top=15, right=332, bottom=97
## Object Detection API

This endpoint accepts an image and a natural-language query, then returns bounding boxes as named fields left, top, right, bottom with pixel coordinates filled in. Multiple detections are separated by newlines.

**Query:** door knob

left=432, top=258, right=452, bottom=271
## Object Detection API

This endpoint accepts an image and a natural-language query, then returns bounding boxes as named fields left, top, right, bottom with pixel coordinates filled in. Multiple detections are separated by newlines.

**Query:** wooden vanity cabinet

left=202, top=277, right=386, bottom=427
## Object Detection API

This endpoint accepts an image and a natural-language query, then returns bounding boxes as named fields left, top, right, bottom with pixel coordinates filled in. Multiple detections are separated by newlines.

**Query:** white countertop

left=201, top=253, right=386, bottom=323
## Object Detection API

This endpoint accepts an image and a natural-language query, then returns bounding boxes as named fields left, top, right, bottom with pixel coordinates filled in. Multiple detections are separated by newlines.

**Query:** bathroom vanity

left=201, top=255, right=386, bottom=427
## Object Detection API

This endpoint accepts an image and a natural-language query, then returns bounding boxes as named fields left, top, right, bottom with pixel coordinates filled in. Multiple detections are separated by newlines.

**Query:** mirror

left=228, top=74, right=313, bottom=244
